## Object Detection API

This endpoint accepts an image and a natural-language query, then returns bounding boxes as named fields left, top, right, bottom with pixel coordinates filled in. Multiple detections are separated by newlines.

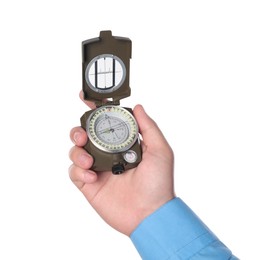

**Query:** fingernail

left=83, top=171, right=97, bottom=183
left=79, top=154, right=90, bottom=164
left=73, top=132, right=81, bottom=144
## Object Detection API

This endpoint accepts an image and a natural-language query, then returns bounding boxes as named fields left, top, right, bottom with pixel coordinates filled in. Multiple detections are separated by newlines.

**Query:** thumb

left=133, top=105, right=169, bottom=150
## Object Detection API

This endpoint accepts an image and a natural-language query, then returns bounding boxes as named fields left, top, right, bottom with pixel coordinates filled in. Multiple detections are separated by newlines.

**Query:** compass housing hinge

left=94, top=99, right=120, bottom=108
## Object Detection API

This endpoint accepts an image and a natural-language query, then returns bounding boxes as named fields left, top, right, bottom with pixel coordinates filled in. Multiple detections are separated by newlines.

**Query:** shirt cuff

left=130, top=197, right=233, bottom=260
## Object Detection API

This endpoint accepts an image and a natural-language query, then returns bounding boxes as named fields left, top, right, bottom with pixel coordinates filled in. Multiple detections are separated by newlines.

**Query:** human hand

left=69, top=92, right=175, bottom=236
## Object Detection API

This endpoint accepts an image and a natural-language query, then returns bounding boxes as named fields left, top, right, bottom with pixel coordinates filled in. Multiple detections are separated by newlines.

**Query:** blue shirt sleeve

left=130, top=197, right=239, bottom=260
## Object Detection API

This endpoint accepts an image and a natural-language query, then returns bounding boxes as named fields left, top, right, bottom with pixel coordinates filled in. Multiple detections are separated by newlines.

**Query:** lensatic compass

left=80, top=31, right=142, bottom=174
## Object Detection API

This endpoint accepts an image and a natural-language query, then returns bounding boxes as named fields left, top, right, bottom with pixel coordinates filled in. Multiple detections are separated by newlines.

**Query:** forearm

left=130, top=197, right=239, bottom=260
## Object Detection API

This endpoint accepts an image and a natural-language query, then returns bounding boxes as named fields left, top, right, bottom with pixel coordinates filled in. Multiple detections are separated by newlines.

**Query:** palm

left=80, top=138, right=174, bottom=235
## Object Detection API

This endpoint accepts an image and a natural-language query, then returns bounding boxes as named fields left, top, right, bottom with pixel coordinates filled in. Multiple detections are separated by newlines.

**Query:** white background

left=0, top=1, right=263, bottom=259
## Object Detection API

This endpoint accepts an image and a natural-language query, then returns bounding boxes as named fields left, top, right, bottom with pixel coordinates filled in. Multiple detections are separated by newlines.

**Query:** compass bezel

left=86, top=106, right=139, bottom=153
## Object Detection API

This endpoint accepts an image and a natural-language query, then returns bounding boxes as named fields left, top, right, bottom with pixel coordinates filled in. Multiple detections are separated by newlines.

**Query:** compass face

left=87, top=106, right=138, bottom=153
left=85, top=54, right=126, bottom=93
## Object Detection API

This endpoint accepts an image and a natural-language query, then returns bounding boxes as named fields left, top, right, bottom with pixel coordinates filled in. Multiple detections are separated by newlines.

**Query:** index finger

left=70, top=126, right=88, bottom=147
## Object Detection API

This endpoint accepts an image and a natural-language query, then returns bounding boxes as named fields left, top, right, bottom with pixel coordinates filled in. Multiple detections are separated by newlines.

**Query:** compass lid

left=82, top=31, right=132, bottom=106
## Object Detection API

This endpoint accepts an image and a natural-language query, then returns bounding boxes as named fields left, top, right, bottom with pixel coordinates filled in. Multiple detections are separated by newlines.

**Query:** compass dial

left=87, top=106, right=138, bottom=153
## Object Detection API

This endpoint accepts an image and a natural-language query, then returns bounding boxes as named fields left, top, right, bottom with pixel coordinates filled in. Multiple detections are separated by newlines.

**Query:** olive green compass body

left=80, top=31, right=142, bottom=174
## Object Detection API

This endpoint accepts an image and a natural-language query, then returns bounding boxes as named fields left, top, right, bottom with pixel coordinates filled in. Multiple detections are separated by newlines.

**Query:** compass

left=80, top=31, right=142, bottom=174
